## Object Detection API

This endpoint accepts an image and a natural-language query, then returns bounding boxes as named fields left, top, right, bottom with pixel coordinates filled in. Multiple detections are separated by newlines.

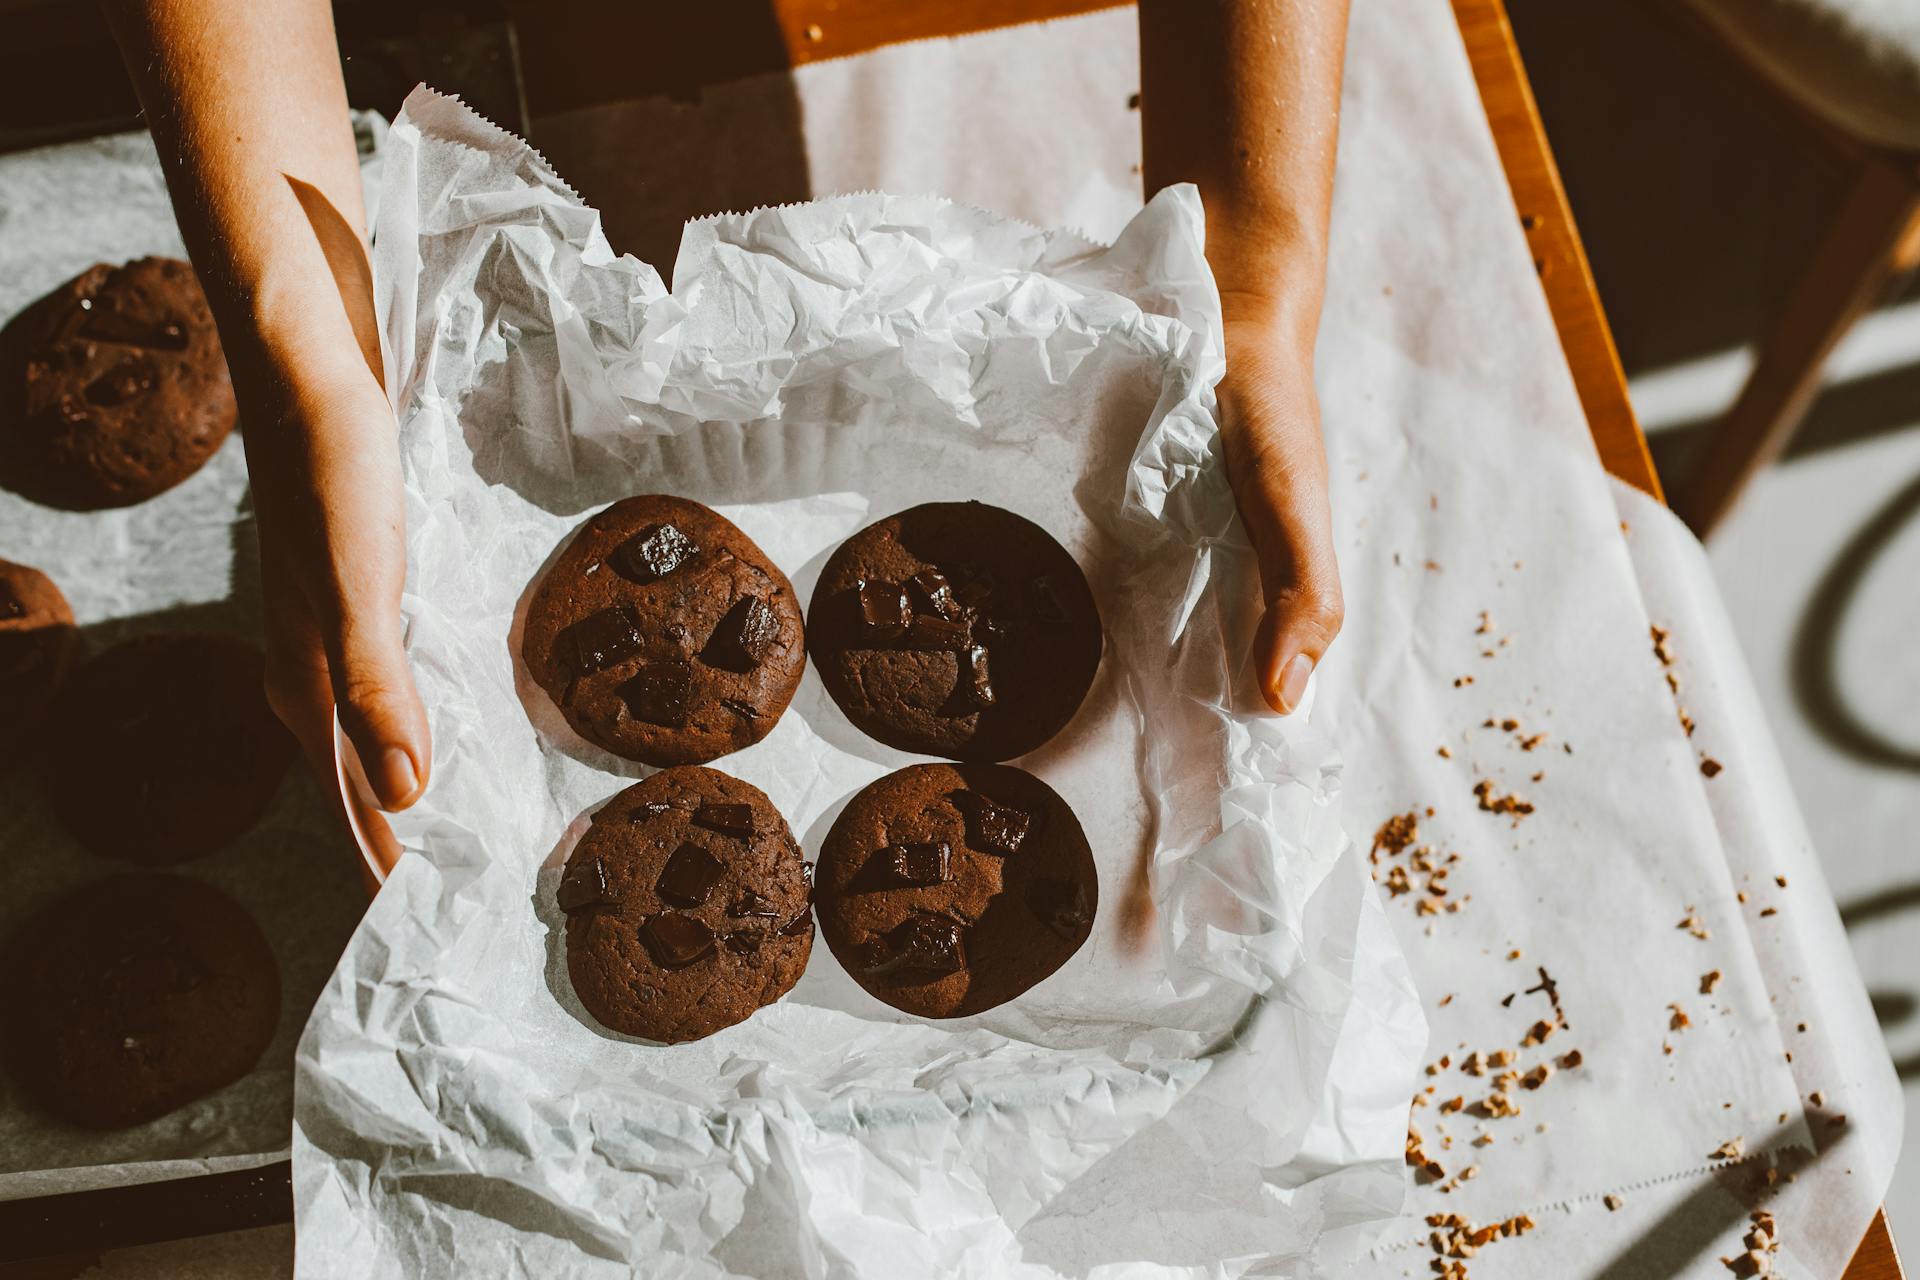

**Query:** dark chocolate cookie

left=0, top=559, right=82, bottom=767
left=814, top=762, right=1096, bottom=1019
left=44, top=634, right=296, bottom=864
left=560, top=766, right=812, bottom=1043
left=1, top=258, right=237, bottom=509
left=522, top=495, right=805, bottom=766
left=807, top=502, right=1101, bottom=761
left=1, top=873, right=280, bottom=1128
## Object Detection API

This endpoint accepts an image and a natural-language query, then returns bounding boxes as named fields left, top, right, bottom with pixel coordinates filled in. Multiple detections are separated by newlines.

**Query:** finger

left=1222, top=405, right=1343, bottom=716
left=322, top=594, right=430, bottom=812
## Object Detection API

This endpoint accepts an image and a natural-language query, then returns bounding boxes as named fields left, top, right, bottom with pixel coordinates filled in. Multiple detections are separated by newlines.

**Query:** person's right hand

left=238, top=327, right=430, bottom=824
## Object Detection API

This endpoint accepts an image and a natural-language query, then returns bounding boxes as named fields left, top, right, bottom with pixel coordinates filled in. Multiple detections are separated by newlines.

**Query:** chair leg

left=1674, top=160, right=1920, bottom=538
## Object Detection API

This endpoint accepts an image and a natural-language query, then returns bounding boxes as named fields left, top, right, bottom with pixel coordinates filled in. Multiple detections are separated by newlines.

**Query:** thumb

left=325, top=604, right=430, bottom=812
left=1254, top=578, right=1342, bottom=715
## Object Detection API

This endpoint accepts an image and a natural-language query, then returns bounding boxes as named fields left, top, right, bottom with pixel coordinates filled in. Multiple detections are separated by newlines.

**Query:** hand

left=239, top=329, right=430, bottom=819
left=1216, top=305, right=1344, bottom=715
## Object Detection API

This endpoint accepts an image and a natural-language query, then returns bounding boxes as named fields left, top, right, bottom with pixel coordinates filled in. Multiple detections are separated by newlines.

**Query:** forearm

left=103, top=0, right=366, bottom=381
left=1138, top=0, right=1350, bottom=334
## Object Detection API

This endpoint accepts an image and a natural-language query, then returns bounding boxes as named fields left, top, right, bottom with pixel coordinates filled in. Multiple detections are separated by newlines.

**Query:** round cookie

left=522, top=495, right=805, bottom=766
left=1, top=873, right=281, bottom=1128
left=807, top=501, right=1102, bottom=762
left=44, top=634, right=296, bottom=864
left=1, top=258, right=237, bottom=509
left=814, top=762, right=1096, bottom=1019
left=0, top=559, right=82, bottom=766
left=559, top=767, right=812, bottom=1044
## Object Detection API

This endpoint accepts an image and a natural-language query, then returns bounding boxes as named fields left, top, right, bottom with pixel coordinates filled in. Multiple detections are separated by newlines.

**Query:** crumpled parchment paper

left=289, top=88, right=1426, bottom=1279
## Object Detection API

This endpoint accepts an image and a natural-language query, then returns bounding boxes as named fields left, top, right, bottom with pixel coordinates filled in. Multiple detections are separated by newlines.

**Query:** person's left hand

left=1215, top=305, right=1344, bottom=715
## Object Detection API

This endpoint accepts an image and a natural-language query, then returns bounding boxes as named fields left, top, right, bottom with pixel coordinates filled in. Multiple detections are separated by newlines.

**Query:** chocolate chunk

left=1029, top=575, right=1068, bottom=623
left=968, top=794, right=1031, bottom=855
left=1029, top=878, right=1093, bottom=941
left=727, top=889, right=781, bottom=920
left=950, top=563, right=995, bottom=610
left=83, top=359, right=156, bottom=407
left=641, top=914, right=715, bottom=969
left=694, top=803, right=755, bottom=837
left=856, top=579, right=910, bottom=641
left=657, top=843, right=724, bottom=907
left=908, top=569, right=963, bottom=620
left=958, top=645, right=995, bottom=709
left=779, top=909, right=813, bottom=937
left=611, top=522, right=699, bottom=584
left=618, top=660, right=693, bottom=727
left=864, top=912, right=967, bottom=980
left=719, top=697, right=762, bottom=721
left=704, top=595, right=779, bottom=671
left=884, top=841, right=952, bottom=887
left=722, top=932, right=763, bottom=954
left=628, top=800, right=675, bottom=823
left=79, top=306, right=189, bottom=351
left=564, top=605, right=645, bottom=674
left=900, top=613, right=971, bottom=651
left=557, top=857, right=610, bottom=913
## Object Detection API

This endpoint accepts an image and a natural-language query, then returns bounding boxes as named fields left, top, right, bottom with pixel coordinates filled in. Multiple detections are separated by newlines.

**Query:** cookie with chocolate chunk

left=522, top=496, right=805, bottom=766
left=814, top=762, right=1096, bottom=1019
left=1, top=873, right=280, bottom=1128
left=1, top=258, right=236, bottom=509
left=0, top=559, right=82, bottom=767
left=807, top=501, right=1101, bottom=761
left=43, top=634, right=296, bottom=864
left=559, top=766, right=812, bottom=1043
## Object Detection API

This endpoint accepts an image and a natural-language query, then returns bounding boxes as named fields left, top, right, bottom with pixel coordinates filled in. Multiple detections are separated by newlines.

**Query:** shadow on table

left=1786, top=470, right=1920, bottom=773
left=1839, top=881, right=1920, bottom=1081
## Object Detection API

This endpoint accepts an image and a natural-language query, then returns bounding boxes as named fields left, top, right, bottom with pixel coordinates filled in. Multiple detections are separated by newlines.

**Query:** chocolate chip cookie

left=560, top=766, right=812, bottom=1043
left=1, top=873, right=281, bottom=1128
left=44, top=634, right=296, bottom=864
left=814, top=762, right=1096, bottom=1019
left=0, top=559, right=82, bottom=767
left=1, top=258, right=237, bottom=509
left=522, top=495, right=805, bottom=766
left=807, top=502, right=1101, bottom=761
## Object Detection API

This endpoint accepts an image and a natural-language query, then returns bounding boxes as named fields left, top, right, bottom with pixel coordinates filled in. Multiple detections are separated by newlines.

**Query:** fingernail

left=373, top=746, right=420, bottom=810
left=1277, top=653, right=1314, bottom=714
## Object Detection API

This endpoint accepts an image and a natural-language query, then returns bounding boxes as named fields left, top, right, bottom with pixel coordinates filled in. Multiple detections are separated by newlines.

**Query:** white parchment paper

left=290, top=88, right=1426, bottom=1278
left=0, top=121, right=382, bottom=1202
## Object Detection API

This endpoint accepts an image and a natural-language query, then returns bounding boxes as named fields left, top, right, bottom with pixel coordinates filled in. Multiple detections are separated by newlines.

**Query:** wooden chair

left=1662, top=0, right=1920, bottom=537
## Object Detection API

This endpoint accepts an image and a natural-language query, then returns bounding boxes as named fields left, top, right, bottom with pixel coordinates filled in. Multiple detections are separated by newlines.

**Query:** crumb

left=1488, top=1048, right=1515, bottom=1067
left=1521, top=1019, right=1555, bottom=1046
left=1669, top=1004, right=1692, bottom=1031
left=1507, top=949, right=1522, bottom=961
left=1426, top=560, right=1442, bottom=573
left=1557, top=1048, right=1584, bottom=1069
left=1439, top=993, right=1454, bottom=1007
left=1519, top=733, right=1548, bottom=751
left=1809, top=1091, right=1824, bottom=1107
left=804, top=21, right=824, bottom=41
left=1701, top=757, right=1723, bottom=778
left=1372, top=811, right=1419, bottom=858
left=1775, top=875, right=1788, bottom=889
left=1437, top=745, right=1453, bottom=758
left=1604, top=1193, right=1623, bottom=1211
left=1476, top=610, right=1494, bottom=635
left=1737, top=891, right=1748, bottom=904
left=1473, top=779, right=1535, bottom=820
left=1520, top=1064, right=1553, bottom=1090
left=1677, top=910, right=1712, bottom=940
left=1760, top=907, right=1777, bottom=918
left=1701, top=970, right=1723, bottom=995
left=1455, top=675, right=1474, bottom=687
left=1709, top=1137, right=1745, bottom=1161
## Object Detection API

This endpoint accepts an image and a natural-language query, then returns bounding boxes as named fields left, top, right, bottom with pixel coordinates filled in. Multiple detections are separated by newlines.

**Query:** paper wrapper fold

left=291, top=88, right=1425, bottom=1278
